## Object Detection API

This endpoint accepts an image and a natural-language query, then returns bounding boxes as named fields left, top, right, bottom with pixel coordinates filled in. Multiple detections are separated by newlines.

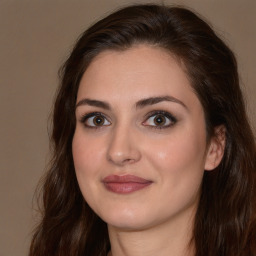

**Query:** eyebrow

left=76, top=98, right=111, bottom=110
left=75, top=95, right=187, bottom=110
left=135, top=96, right=187, bottom=109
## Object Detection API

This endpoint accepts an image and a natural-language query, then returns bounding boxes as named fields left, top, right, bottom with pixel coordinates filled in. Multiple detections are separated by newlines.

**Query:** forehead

left=77, top=44, right=199, bottom=108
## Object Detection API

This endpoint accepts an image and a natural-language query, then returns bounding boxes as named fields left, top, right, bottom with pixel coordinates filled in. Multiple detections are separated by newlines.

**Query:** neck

left=107, top=208, right=196, bottom=256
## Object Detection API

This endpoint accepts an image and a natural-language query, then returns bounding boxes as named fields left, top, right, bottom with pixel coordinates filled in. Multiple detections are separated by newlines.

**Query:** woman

left=29, top=4, right=256, bottom=256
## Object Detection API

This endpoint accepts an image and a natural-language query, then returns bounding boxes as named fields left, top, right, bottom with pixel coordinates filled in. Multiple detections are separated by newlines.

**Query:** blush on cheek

left=155, top=151, right=169, bottom=160
left=72, top=136, right=96, bottom=167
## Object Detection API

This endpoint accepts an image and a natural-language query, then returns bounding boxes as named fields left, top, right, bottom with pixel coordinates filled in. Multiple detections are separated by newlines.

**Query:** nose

left=106, top=124, right=141, bottom=166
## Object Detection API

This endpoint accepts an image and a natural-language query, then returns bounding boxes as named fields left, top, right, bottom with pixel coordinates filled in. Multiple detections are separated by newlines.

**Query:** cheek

left=72, top=129, right=106, bottom=195
left=72, top=129, right=108, bottom=212
left=72, top=130, right=104, bottom=171
left=150, top=133, right=206, bottom=170
left=144, top=125, right=207, bottom=191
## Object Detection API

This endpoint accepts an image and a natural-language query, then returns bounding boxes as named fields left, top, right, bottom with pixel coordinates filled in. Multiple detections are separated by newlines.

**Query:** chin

left=98, top=207, right=151, bottom=231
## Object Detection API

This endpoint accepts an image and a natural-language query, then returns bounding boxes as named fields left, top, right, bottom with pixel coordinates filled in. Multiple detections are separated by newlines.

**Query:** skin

left=72, top=44, right=224, bottom=256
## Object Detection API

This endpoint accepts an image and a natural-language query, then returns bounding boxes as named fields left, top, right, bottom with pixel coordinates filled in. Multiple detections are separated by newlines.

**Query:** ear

left=204, top=125, right=226, bottom=171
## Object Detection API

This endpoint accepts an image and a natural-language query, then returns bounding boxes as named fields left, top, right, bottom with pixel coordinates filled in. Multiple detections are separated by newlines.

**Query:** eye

left=143, top=111, right=176, bottom=128
left=80, top=112, right=111, bottom=128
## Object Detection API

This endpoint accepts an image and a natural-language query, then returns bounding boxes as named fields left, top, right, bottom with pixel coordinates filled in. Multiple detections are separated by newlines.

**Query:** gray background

left=0, top=0, right=255, bottom=255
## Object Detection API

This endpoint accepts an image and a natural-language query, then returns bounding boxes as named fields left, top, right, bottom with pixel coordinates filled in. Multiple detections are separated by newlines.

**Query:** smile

left=102, top=174, right=153, bottom=194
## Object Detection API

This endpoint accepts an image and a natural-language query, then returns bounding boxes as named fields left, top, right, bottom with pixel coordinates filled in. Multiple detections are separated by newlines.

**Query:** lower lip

left=103, top=182, right=152, bottom=194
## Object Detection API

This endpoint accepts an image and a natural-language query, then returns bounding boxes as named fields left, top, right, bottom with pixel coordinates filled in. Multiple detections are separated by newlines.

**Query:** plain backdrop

left=0, top=0, right=255, bottom=255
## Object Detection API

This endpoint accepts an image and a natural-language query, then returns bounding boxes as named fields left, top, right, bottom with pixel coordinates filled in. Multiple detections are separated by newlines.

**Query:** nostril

left=107, top=150, right=141, bottom=166
left=107, top=155, right=134, bottom=165
left=106, top=129, right=142, bottom=165
left=124, top=158, right=135, bottom=164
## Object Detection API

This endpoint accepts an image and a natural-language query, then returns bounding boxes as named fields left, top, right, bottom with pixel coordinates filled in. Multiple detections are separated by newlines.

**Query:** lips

left=102, top=174, right=152, bottom=194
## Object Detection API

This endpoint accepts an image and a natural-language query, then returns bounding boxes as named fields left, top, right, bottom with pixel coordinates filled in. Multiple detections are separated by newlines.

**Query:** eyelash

left=143, top=110, right=177, bottom=129
left=79, top=110, right=177, bottom=130
left=80, top=112, right=111, bottom=129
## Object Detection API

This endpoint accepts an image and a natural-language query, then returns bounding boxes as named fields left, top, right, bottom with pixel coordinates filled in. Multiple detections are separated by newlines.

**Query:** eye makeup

left=79, top=109, right=177, bottom=130
left=142, top=110, right=177, bottom=129
left=79, top=112, right=111, bottom=129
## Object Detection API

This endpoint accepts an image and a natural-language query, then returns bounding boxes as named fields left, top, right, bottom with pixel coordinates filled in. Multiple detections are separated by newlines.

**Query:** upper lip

left=103, top=174, right=152, bottom=183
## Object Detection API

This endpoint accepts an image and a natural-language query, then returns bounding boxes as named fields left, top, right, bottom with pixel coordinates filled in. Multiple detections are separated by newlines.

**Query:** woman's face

left=73, top=44, right=215, bottom=231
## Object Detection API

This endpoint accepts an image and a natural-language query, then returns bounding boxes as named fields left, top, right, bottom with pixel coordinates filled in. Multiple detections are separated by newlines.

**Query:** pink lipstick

left=103, top=175, right=152, bottom=194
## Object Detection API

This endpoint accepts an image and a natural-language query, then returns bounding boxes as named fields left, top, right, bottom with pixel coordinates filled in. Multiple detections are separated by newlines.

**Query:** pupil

left=154, top=115, right=165, bottom=125
left=94, top=116, right=103, bottom=125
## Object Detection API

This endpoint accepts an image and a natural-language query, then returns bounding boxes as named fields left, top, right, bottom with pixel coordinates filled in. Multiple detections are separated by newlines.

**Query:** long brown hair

left=29, top=4, right=256, bottom=256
